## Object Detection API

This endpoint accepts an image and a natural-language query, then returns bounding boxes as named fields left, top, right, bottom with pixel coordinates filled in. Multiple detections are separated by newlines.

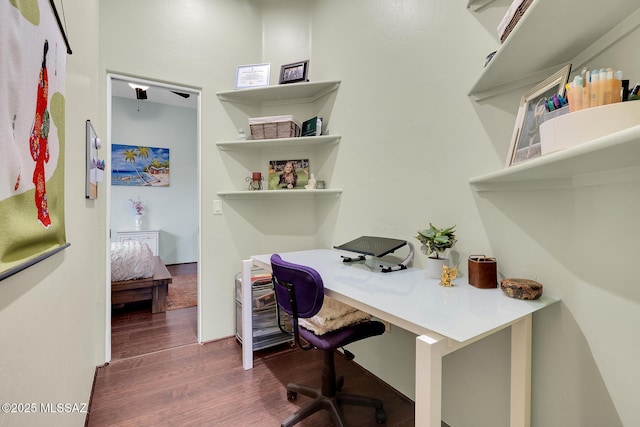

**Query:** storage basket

left=249, top=115, right=301, bottom=140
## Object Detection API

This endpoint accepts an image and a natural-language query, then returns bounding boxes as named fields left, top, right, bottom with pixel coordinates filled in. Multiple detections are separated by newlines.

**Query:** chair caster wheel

left=287, top=391, right=297, bottom=400
left=375, top=408, right=387, bottom=424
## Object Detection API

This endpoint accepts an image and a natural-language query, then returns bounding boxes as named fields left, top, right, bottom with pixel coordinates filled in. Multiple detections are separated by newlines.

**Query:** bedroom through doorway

left=106, top=75, right=201, bottom=361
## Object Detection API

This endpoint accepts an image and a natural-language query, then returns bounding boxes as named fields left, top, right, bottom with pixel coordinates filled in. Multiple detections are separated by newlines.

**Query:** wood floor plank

left=88, top=339, right=415, bottom=426
left=97, top=263, right=416, bottom=426
left=111, top=303, right=198, bottom=360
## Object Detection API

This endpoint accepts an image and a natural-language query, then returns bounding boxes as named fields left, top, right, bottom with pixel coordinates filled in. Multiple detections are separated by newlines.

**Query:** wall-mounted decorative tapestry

left=0, top=0, right=71, bottom=280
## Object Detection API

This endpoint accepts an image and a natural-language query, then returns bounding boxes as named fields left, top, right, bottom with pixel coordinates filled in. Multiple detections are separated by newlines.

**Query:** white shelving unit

left=216, top=134, right=340, bottom=151
left=469, top=0, right=640, bottom=99
left=466, top=0, right=497, bottom=10
left=470, top=125, right=640, bottom=191
left=218, top=189, right=343, bottom=199
left=216, top=80, right=342, bottom=198
left=468, top=1, right=640, bottom=190
left=216, top=80, right=340, bottom=106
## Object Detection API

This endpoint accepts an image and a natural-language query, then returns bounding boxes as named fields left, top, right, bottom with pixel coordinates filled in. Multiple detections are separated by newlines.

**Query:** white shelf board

left=217, top=189, right=343, bottom=199
left=469, top=0, right=640, bottom=97
left=469, top=124, right=640, bottom=191
left=466, top=0, right=497, bottom=10
left=216, top=135, right=340, bottom=151
left=216, top=80, right=341, bottom=106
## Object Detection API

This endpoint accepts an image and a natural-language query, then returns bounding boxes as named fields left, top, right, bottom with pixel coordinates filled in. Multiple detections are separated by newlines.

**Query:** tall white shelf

left=470, top=125, right=640, bottom=191
left=217, top=80, right=340, bottom=105
left=215, top=80, right=342, bottom=198
left=468, top=0, right=640, bottom=188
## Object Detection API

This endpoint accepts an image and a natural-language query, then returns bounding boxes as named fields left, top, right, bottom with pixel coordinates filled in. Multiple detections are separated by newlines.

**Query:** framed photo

left=506, top=64, right=572, bottom=166
left=235, top=63, right=271, bottom=89
left=268, top=159, right=310, bottom=190
left=279, top=60, right=309, bottom=85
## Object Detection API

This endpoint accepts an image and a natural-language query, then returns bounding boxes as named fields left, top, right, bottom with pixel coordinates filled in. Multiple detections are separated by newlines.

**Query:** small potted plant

left=416, top=223, right=456, bottom=278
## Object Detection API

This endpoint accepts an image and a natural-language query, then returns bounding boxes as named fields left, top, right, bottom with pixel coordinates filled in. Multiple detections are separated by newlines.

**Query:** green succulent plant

left=415, top=224, right=457, bottom=259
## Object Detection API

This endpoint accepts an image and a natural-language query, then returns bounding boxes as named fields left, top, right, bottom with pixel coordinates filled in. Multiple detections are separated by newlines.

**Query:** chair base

left=282, top=382, right=387, bottom=427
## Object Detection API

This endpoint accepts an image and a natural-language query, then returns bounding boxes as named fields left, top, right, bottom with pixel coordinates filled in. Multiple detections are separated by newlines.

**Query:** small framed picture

left=278, top=60, right=309, bottom=85
left=506, top=64, right=572, bottom=166
left=235, top=63, right=271, bottom=89
left=268, top=159, right=310, bottom=190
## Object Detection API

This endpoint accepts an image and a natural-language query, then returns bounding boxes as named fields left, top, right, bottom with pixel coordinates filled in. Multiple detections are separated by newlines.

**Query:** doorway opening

left=106, top=74, right=201, bottom=361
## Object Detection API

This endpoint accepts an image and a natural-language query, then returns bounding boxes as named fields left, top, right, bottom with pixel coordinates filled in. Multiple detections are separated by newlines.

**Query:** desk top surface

left=252, top=249, right=558, bottom=342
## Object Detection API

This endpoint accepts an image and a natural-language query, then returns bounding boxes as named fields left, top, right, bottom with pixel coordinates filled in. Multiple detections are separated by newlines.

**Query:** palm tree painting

left=111, top=144, right=170, bottom=187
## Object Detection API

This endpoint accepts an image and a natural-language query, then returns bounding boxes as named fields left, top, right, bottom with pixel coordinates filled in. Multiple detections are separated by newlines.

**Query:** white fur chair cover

left=299, top=295, right=372, bottom=336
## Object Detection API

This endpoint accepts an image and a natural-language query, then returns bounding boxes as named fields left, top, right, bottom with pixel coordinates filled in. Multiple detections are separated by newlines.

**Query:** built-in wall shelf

left=468, top=0, right=640, bottom=98
left=469, top=124, right=640, bottom=191
left=216, top=135, right=340, bottom=151
left=217, top=189, right=343, bottom=199
left=216, top=80, right=341, bottom=106
left=466, top=0, right=496, bottom=10
left=216, top=80, right=342, bottom=202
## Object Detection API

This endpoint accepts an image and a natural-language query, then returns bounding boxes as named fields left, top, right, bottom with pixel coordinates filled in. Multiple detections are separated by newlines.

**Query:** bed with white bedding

left=110, top=241, right=172, bottom=313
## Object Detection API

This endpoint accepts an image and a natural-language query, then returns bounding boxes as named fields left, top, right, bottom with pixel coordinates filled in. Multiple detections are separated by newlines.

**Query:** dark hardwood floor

left=88, top=339, right=415, bottom=426
left=110, top=263, right=198, bottom=360
left=96, top=262, right=418, bottom=426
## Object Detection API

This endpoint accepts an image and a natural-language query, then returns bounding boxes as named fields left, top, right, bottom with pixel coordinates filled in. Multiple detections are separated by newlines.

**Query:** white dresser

left=116, top=230, right=160, bottom=256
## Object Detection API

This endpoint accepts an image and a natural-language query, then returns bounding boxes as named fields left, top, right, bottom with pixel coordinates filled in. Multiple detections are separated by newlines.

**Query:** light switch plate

left=213, top=199, right=222, bottom=215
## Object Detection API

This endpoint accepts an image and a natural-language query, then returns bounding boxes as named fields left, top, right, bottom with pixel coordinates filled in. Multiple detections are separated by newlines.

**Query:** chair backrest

left=270, top=253, right=324, bottom=319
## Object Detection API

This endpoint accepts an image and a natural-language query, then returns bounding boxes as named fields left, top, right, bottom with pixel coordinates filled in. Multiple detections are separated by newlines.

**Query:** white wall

left=2, top=1, right=637, bottom=426
left=98, top=0, right=640, bottom=425
left=110, top=96, right=198, bottom=264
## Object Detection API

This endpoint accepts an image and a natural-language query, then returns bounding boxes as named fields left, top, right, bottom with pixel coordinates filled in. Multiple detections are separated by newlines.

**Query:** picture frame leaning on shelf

left=506, top=64, right=572, bottom=166
left=279, top=60, right=309, bottom=84
left=235, top=63, right=271, bottom=89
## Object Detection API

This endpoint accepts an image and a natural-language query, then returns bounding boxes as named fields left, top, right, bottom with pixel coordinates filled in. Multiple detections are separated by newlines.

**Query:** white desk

left=241, top=249, right=558, bottom=427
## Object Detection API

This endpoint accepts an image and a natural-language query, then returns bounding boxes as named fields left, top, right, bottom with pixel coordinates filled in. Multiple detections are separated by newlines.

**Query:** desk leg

left=415, top=334, right=448, bottom=427
left=241, top=259, right=254, bottom=370
left=510, top=314, right=532, bottom=427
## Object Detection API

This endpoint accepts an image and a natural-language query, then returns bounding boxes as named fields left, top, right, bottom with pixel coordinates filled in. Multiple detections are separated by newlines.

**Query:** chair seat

left=299, top=320, right=386, bottom=351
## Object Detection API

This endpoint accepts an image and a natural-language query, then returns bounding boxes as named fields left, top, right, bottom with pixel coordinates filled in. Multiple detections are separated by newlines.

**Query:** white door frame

left=105, top=73, right=202, bottom=362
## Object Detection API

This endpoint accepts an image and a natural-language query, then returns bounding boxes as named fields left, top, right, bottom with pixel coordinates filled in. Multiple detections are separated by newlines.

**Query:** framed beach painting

left=111, top=144, right=170, bottom=187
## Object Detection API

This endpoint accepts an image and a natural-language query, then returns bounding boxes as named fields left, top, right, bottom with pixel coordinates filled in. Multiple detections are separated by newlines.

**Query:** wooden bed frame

left=111, top=256, right=172, bottom=313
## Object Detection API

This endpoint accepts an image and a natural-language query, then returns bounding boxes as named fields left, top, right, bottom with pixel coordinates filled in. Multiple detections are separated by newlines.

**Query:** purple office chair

left=270, top=254, right=387, bottom=426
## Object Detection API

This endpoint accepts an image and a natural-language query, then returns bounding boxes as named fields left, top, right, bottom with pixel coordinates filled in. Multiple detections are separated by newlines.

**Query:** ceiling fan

left=127, top=82, right=192, bottom=104
left=170, top=91, right=191, bottom=99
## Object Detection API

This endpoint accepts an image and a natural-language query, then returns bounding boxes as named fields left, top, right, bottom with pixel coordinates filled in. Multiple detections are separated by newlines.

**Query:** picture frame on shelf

left=506, top=64, right=572, bottom=167
left=268, top=159, right=310, bottom=190
left=235, top=63, right=271, bottom=89
left=278, top=60, right=309, bottom=84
